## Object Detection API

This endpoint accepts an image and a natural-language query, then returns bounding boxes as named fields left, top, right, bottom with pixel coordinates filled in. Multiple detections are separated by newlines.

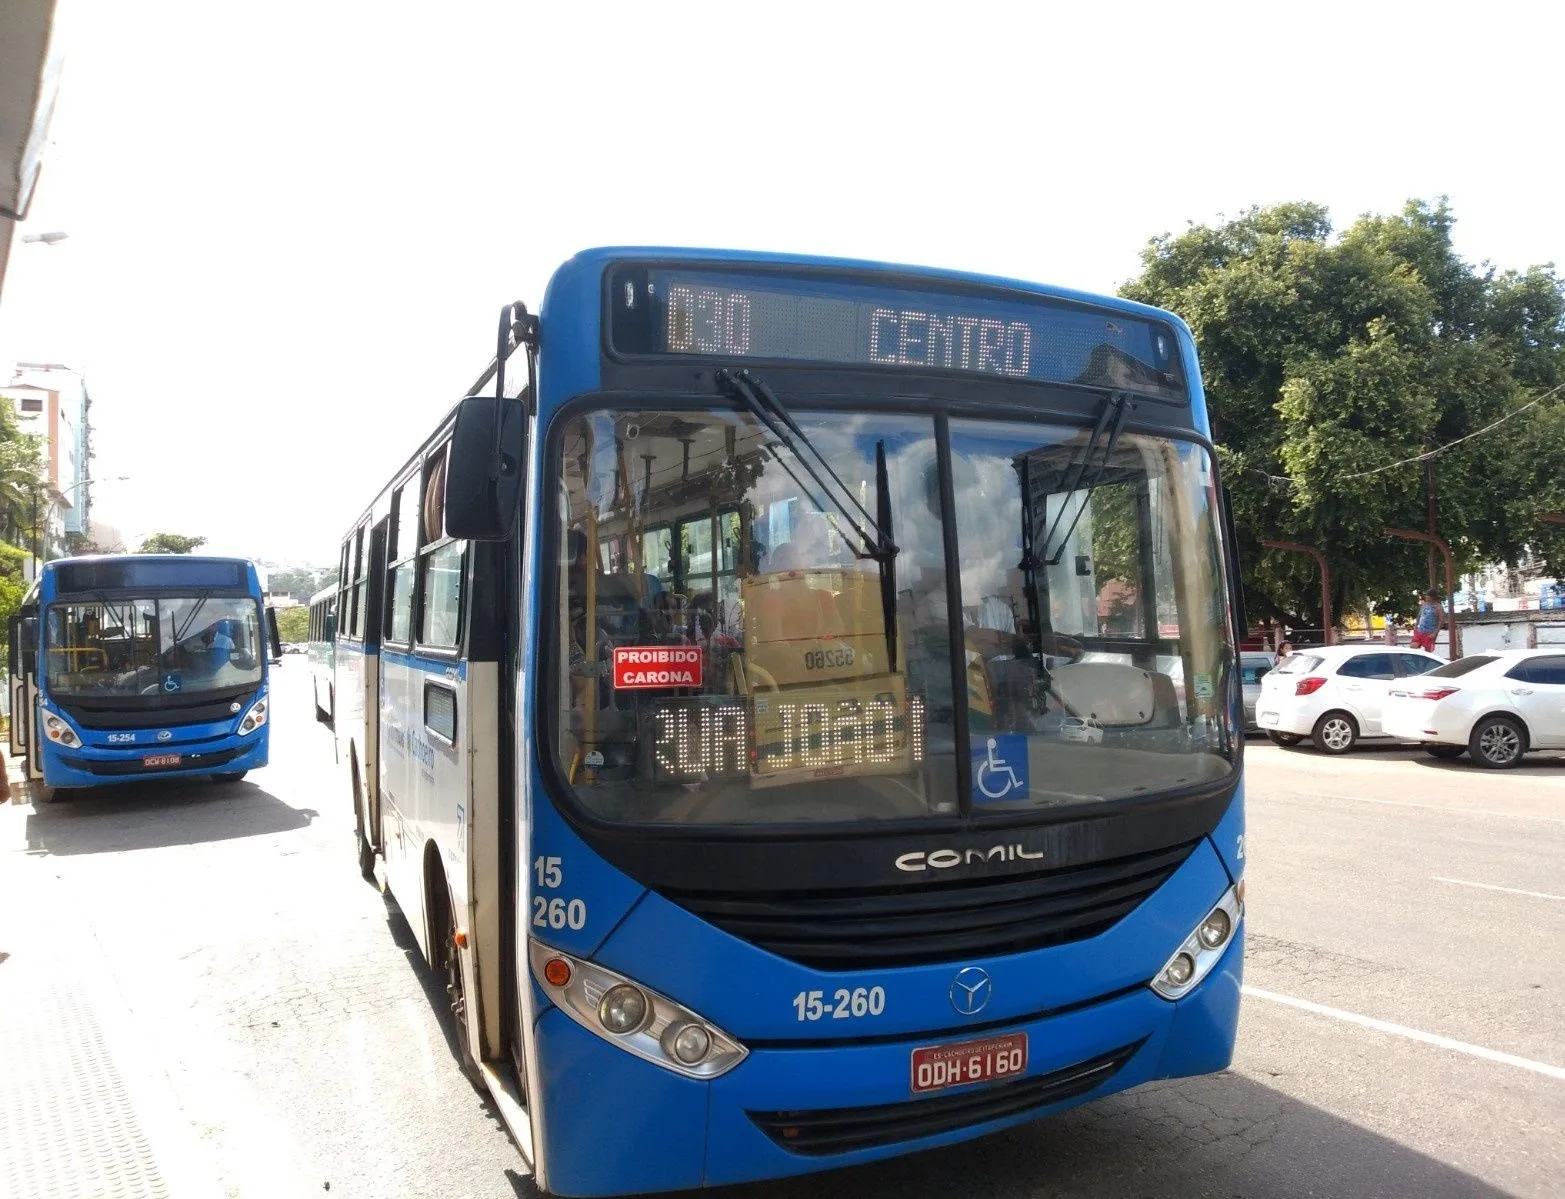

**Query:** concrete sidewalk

left=0, top=803, right=212, bottom=1198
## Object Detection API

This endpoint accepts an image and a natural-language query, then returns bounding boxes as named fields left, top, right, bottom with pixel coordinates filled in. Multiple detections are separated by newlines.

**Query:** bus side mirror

left=445, top=395, right=527, bottom=541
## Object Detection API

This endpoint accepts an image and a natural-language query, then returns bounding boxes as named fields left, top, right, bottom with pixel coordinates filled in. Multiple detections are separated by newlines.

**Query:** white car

left=1382, top=649, right=1565, bottom=768
left=1255, top=644, right=1445, bottom=753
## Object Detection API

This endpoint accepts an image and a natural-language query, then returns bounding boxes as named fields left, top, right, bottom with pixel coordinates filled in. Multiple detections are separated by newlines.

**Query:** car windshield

left=1426, top=655, right=1497, bottom=678
left=551, top=406, right=1235, bottom=826
left=45, top=595, right=265, bottom=698
left=1272, top=653, right=1322, bottom=675
left=1240, top=658, right=1272, bottom=685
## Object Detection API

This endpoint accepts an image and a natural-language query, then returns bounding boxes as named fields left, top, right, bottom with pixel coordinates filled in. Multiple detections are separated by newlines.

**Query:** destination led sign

left=608, top=265, right=1187, bottom=403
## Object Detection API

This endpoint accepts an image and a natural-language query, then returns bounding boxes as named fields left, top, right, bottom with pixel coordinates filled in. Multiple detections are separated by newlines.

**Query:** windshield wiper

left=718, top=369, right=900, bottom=667
left=1042, top=391, right=1132, bottom=566
left=172, top=591, right=214, bottom=645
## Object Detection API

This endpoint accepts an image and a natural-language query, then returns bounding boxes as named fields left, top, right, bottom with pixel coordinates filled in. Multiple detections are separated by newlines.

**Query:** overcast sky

left=1, top=0, right=1561, bottom=566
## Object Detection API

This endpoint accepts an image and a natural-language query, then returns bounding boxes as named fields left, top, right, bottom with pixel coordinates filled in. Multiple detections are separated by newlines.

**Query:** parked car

left=1382, top=649, right=1565, bottom=768
left=1240, top=651, right=1275, bottom=730
left=1255, top=644, right=1444, bottom=753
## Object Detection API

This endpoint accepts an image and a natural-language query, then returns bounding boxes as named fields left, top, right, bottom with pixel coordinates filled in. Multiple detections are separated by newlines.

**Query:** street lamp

left=33, top=474, right=131, bottom=571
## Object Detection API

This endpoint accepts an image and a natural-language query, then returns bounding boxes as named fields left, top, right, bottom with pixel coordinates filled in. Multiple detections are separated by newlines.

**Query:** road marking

left=1243, top=986, right=1565, bottom=1081
left=1431, top=876, right=1565, bottom=901
left=1296, top=792, right=1565, bottom=824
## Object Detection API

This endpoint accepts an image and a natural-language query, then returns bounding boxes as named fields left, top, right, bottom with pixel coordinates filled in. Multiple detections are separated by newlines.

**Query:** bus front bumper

left=533, top=925, right=1242, bottom=1196
left=43, top=736, right=268, bottom=788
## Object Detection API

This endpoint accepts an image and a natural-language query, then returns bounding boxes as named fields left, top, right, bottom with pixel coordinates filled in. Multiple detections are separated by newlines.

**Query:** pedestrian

left=1410, top=590, right=1441, bottom=653
left=1382, top=616, right=1398, bottom=646
left=1275, top=640, right=1294, bottom=660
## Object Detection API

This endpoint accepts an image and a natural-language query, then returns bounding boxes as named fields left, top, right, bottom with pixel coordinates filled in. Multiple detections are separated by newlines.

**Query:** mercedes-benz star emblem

left=950, top=966, right=992, bottom=1016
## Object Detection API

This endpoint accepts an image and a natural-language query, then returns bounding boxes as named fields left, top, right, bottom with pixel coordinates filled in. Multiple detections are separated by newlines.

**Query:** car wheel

left=1266, top=731, right=1304, bottom=747
left=1423, top=745, right=1465, bottom=760
left=1311, top=711, right=1358, bottom=754
left=1468, top=716, right=1526, bottom=769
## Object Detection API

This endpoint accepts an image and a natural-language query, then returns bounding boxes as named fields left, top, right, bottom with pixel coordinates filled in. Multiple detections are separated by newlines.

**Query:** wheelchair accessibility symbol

left=972, top=734, right=1029, bottom=802
left=161, top=673, right=182, bottom=694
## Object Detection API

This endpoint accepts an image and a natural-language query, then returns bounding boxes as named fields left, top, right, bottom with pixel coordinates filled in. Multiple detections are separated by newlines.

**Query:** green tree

left=139, top=533, right=208, bottom=554
left=0, top=410, right=47, bottom=555
left=1122, top=199, right=1565, bottom=628
left=0, top=541, right=30, bottom=633
left=275, top=605, right=309, bottom=642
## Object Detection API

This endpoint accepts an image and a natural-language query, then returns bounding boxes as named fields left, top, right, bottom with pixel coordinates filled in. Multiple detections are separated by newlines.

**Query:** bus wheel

left=213, top=771, right=248, bottom=783
left=351, top=757, right=376, bottom=882
left=442, top=895, right=482, bottom=1085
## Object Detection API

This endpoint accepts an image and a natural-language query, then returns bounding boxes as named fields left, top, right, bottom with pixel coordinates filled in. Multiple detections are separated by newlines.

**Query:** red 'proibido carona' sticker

left=611, top=646, right=702, bottom=690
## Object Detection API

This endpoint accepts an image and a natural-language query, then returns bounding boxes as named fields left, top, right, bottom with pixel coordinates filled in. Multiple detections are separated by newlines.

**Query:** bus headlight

left=530, top=942, right=746, bottom=1080
left=237, top=699, right=268, bottom=735
left=1151, top=884, right=1243, bottom=1001
left=43, top=713, right=80, bottom=748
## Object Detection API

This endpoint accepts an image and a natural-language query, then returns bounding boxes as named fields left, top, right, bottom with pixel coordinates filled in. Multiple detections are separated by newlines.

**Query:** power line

left=1232, top=381, right=1563, bottom=490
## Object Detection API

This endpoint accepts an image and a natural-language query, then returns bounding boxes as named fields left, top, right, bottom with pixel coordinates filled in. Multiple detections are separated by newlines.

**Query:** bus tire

left=351, top=755, right=376, bottom=882
left=212, top=771, right=248, bottom=783
left=430, top=867, right=482, bottom=1087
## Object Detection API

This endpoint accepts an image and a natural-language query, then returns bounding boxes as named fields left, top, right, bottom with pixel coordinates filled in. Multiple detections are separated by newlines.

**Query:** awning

left=0, top=0, right=65, bottom=222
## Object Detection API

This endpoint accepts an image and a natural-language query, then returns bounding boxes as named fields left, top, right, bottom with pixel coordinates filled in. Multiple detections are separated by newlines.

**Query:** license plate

left=142, top=753, right=181, bottom=768
left=911, top=1032, right=1028, bottom=1094
left=1259, top=711, right=1279, bottom=726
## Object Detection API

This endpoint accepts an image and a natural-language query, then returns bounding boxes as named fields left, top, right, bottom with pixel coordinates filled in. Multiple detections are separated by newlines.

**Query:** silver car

left=1241, top=651, right=1276, bottom=730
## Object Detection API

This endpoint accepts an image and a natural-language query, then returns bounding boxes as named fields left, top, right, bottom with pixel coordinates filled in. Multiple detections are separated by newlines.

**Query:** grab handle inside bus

left=445, top=394, right=527, bottom=540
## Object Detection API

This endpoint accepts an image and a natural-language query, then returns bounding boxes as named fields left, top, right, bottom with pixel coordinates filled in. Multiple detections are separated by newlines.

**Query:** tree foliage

left=1122, top=199, right=1565, bottom=626
left=139, top=533, right=208, bottom=555
left=275, top=605, right=309, bottom=643
left=265, top=566, right=332, bottom=601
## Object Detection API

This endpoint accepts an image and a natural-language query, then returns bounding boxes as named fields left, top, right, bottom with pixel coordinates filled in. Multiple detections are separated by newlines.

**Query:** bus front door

left=7, top=610, right=43, bottom=783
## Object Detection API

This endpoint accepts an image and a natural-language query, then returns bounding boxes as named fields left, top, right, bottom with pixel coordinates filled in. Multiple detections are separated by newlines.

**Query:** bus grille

left=662, top=841, right=1196, bottom=969
left=748, top=1040, right=1143, bottom=1155
left=58, top=693, right=257, bottom=730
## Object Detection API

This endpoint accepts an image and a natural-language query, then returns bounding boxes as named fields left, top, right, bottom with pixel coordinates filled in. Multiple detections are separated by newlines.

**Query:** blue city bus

left=335, top=248, right=1247, bottom=1196
left=7, top=555, right=276, bottom=796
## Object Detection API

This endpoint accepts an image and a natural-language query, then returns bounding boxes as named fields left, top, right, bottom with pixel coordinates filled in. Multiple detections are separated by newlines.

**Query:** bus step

left=478, top=1060, right=534, bottom=1174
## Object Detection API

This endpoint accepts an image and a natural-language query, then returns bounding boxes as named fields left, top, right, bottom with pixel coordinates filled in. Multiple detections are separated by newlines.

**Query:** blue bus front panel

left=532, top=925, right=1241, bottom=1195
left=38, top=697, right=269, bottom=787
left=530, top=833, right=1241, bottom=1195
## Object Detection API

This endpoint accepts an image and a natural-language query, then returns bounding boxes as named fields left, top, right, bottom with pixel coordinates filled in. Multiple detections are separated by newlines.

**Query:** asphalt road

left=1, top=665, right=1560, bottom=1198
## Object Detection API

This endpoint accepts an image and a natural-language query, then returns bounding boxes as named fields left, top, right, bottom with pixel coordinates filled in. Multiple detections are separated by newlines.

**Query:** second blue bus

left=8, top=555, right=274, bottom=795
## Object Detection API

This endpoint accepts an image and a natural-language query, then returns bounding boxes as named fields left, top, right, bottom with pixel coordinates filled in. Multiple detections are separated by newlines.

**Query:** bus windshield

left=45, top=595, right=265, bottom=698
left=551, top=405, right=1233, bottom=825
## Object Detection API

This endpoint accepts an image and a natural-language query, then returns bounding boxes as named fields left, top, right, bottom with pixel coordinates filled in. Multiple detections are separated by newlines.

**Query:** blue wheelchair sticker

left=161, top=673, right=182, bottom=694
left=971, top=734, right=1029, bottom=802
